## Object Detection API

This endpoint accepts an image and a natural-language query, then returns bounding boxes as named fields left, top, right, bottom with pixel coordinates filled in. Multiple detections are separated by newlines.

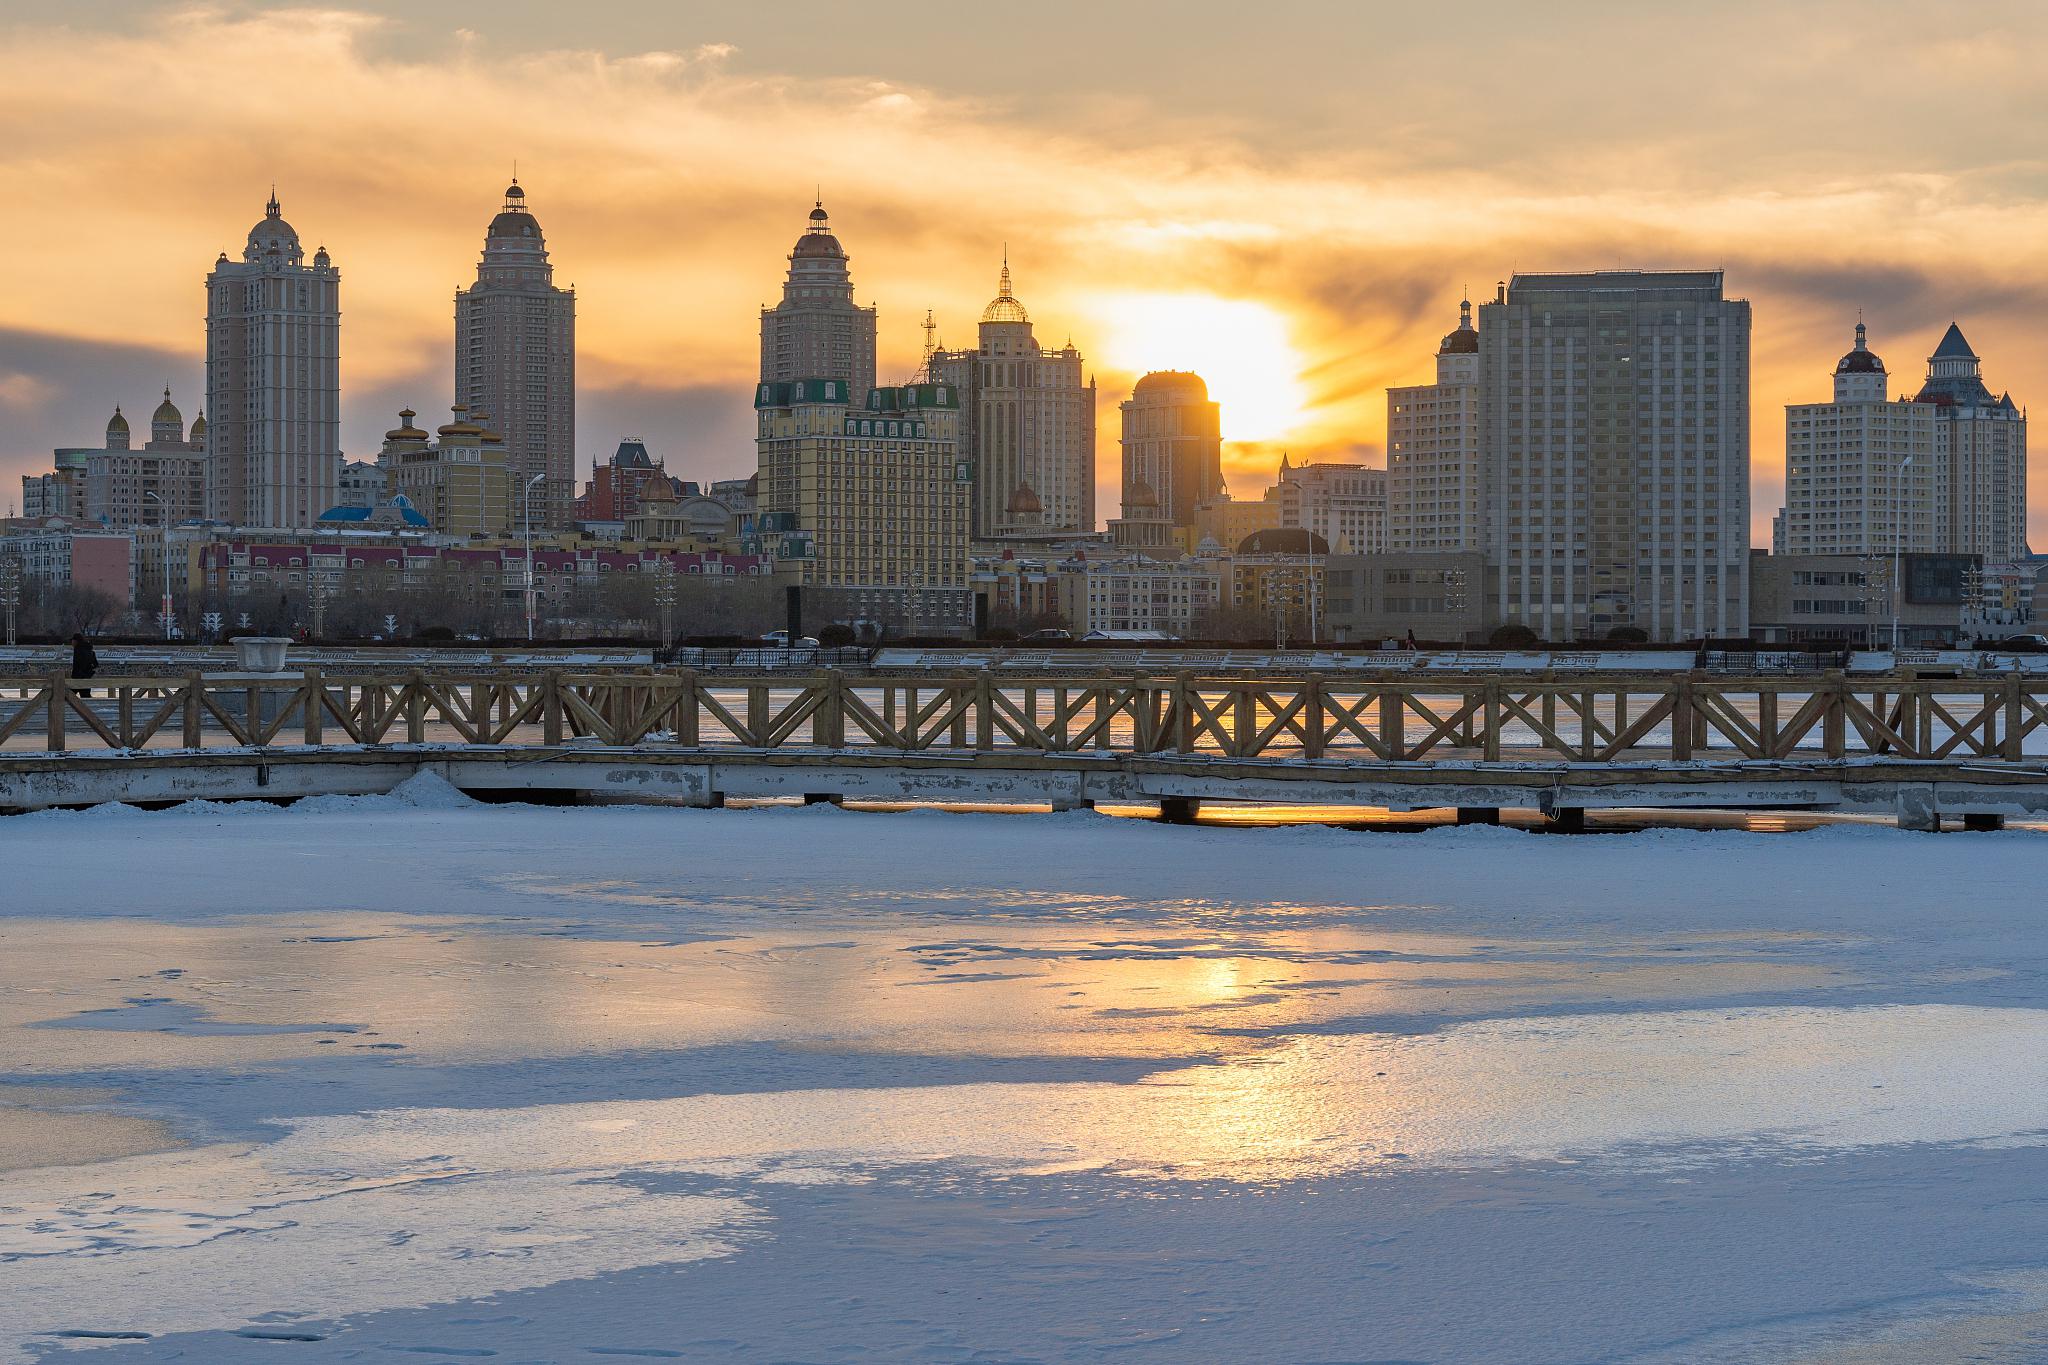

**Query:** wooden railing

left=3, top=671, right=2046, bottom=764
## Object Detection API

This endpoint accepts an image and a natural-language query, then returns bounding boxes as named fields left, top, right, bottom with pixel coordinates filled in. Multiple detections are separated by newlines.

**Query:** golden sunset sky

left=3, top=1, right=2047, bottom=545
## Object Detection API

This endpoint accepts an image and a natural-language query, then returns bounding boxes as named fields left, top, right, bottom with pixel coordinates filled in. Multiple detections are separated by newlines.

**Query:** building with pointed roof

left=759, top=200, right=877, bottom=408
left=1913, top=323, right=2028, bottom=560
left=377, top=404, right=514, bottom=537
left=456, top=179, right=576, bottom=530
left=931, top=255, right=1096, bottom=541
left=205, top=191, right=341, bottom=528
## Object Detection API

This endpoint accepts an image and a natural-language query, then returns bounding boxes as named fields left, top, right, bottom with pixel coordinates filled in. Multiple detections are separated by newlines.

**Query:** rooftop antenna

left=919, top=308, right=938, bottom=381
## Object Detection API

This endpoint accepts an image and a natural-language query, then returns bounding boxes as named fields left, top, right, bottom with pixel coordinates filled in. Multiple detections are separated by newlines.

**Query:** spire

left=266, top=185, right=280, bottom=219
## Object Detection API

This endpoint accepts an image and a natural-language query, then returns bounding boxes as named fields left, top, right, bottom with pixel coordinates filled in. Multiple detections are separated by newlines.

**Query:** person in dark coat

left=69, top=632, right=97, bottom=696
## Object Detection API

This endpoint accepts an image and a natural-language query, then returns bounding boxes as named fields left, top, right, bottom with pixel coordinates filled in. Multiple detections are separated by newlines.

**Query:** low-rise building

left=1321, top=551, right=1486, bottom=645
left=1054, top=554, right=1221, bottom=638
left=1748, top=549, right=1977, bottom=648
left=376, top=406, right=514, bottom=537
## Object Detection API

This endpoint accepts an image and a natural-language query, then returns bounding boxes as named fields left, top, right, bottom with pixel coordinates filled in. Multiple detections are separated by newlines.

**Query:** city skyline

left=3, top=3, right=2048, bottom=545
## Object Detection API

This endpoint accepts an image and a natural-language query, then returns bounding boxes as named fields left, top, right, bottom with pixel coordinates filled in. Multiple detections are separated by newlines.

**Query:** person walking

left=69, top=632, right=98, bottom=698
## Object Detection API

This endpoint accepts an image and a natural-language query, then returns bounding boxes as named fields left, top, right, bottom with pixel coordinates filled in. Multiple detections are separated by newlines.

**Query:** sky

left=3, top=1, right=2048, bottom=545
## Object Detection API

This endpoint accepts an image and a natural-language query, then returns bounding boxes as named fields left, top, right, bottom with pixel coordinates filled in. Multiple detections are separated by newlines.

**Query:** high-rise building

left=753, top=379, right=972, bottom=634
left=1779, top=322, right=2028, bottom=562
left=1779, top=323, right=1939, bottom=557
left=931, top=259, right=1096, bottom=539
left=455, top=180, right=576, bottom=530
left=1388, top=298, right=1482, bottom=551
left=759, top=201, right=877, bottom=407
left=1266, top=456, right=1387, bottom=554
left=205, top=193, right=341, bottom=528
left=1118, top=372, right=1222, bottom=536
left=1916, top=324, right=2028, bottom=561
left=1479, top=271, right=1751, bottom=640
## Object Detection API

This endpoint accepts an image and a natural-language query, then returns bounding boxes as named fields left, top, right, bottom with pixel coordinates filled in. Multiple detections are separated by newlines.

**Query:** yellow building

left=754, top=378, right=972, bottom=635
left=381, top=406, right=513, bottom=537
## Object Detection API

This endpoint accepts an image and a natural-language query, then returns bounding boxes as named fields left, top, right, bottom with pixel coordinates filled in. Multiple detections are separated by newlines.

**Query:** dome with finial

left=437, top=404, right=484, bottom=439
left=488, top=176, right=543, bottom=242
left=244, top=190, right=303, bottom=264
left=981, top=258, right=1030, bottom=325
left=638, top=476, right=678, bottom=504
left=106, top=406, right=128, bottom=433
left=1005, top=482, right=1044, bottom=516
left=791, top=200, right=847, bottom=260
left=189, top=411, right=206, bottom=440
left=385, top=407, right=428, bottom=442
left=152, top=388, right=181, bottom=427
left=1124, top=478, right=1160, bottom=511
left=1439, top=297, right=1479, bottom=355
left=1836, top=320, right=1885, bottom=375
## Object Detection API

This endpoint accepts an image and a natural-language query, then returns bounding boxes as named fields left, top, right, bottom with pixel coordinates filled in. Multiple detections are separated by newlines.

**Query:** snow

left=2, top=798, right=2048, bottom=1360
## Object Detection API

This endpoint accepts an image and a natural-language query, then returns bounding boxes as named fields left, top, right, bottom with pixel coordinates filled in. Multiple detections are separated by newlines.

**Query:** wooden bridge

left=3, top=669, right=2046, bottom=829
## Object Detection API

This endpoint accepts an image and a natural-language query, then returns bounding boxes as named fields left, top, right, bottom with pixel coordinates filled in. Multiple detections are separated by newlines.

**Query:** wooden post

left=183, top=671, right=203, bottom=749
left=2005, top=674, right=2024, bottom=762
left=1482, top=679, right=1501, bottom=763
left=1175, top=672, right=1196, bottom=754
left=1671, top=678, right=1693, bottom=761
left=676, top=669, right=700, bottom=747
left=117, top=684, right=135, bottom=749
left=1303, top=675, right=1325, bottom=760
left=747, top=682, right=769, bottom=747
left=543, top=672, right=564, bottom=746
left=1822, top=671, right=1845, bottom=759
left=303, top=667, right=324, bottom=745
left=1378, top=684, right=1404, bottom=761
left=406, top=671, right=427, bottom=744
left=46, top=674, right=64, bottom=752
left=1232, top=684, right=1254, bottom=758
left=1756, top=685, right=1776, bottom=760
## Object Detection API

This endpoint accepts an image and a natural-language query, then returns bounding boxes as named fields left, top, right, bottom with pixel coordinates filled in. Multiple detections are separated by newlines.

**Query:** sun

left=1091, top=293, right=1310, bottom=442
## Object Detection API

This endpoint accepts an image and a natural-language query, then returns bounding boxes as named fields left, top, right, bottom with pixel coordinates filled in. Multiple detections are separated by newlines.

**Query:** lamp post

left=522, top=472, right=545, bottom=643
left=143, top=490, right=173, bottom=640
left=1892, top=454, right=1914, bottom=652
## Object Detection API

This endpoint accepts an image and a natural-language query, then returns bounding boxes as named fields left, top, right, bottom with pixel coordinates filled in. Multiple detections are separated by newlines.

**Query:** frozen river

left=3, top=782, right=2048, bottom=1361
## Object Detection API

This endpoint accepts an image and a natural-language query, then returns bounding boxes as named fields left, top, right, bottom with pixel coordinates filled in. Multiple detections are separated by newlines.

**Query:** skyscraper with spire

left=759, top=201, right=877, bottom=406
left=931, top=256, right=1096, bottom=539
left=204, top=191, right=340, bottom=527
left=456, top=179, right=577, bottom=528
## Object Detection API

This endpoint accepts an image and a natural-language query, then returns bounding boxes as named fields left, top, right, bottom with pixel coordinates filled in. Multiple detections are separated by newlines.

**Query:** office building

left=1479, top=271, right=1751, bottom=640
left=753, top=378, right=971, bottom=634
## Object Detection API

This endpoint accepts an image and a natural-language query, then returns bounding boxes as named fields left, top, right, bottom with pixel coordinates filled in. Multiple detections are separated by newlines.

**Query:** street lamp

left=1892, top=453, right=1914, bottom=652
left=0, top=556, right=19, bottom=647
left=143, top=490, right=173, bottom=640
left=522, top=472, right=545, bottom=643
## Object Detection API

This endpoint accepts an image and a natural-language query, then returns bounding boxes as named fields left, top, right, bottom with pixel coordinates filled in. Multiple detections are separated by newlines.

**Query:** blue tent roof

left=317, top=494, right=430, bottom=528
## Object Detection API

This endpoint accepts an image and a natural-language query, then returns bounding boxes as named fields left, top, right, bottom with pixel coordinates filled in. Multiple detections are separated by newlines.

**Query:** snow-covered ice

left=2, top=797, right=2048, bottom=1361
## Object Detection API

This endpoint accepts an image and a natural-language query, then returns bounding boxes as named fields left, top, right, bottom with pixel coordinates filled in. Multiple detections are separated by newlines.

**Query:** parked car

left=1986, top=634, right=2048, bottom=652
left=1022, top=628, right=1073, bottom=643
left=760, top=630, right=819, bottom=648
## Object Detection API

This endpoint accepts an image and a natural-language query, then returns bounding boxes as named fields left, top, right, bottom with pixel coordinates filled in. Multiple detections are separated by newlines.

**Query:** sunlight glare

left=1093, top=293, right=1310, bottom=442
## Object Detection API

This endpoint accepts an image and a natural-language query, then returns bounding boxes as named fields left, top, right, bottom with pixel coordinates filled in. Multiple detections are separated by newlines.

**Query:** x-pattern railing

left=1, top=671, right=2045, bottom=764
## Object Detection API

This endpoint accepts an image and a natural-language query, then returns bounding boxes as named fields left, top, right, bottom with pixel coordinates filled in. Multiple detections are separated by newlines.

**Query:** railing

left=4, top=671, right=2047, bottom=764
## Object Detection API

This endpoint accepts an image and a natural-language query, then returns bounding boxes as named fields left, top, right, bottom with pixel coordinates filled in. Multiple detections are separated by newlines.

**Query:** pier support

left=1895, top=786, right=1941, bottom=832
left=802, top=792, right=842, bottom=807
left=1051, top=798, right=1095, bottom=813
left=1456, top=806, right=1500, bottom=826
left=1159, top=796, right=1202, bottom=825
left=1963, top=812, right=2005, bottom=832
left=1545, top=807, right=1587, bottom=833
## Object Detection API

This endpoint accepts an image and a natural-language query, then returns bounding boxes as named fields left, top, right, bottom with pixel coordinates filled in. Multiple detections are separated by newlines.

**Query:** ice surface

left=3, top=798, right=2048, bottom=1360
